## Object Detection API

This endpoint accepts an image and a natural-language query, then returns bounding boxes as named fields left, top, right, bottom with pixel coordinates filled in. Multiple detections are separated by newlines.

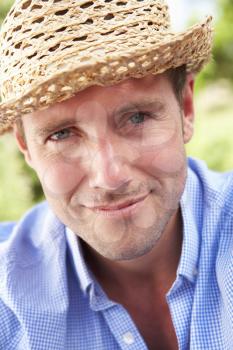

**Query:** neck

left=82, top=209, right=183, bottom=296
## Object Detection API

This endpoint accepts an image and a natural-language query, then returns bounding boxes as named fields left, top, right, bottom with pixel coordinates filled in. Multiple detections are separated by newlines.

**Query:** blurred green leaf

left=0, top=0, right=15, bottom=25
left=196, top=0, right=233, bottom=89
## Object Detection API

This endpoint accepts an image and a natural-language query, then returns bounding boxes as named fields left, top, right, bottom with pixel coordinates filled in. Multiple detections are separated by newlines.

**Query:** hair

left=15, top=65, right=187, bottom=141
left=166, top=64, right=187, bottom=105
left=15, top=117, right=26, bottom=143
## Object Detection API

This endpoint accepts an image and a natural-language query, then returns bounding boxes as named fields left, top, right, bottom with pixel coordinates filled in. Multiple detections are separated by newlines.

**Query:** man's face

left=15, top=73, right=194, bottom=260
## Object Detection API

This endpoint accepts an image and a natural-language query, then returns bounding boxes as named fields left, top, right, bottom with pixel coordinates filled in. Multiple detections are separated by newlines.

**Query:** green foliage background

left=0, top=0, right=233, bottom=220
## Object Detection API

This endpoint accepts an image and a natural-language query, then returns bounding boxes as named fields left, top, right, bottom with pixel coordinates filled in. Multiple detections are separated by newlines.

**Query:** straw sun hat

left=0, top=0, right=213, bottom=135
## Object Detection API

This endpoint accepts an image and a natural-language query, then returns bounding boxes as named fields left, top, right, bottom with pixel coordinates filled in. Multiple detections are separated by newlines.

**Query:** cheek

left=38, top=160, right=85, bottom=198
left=134, top=139, right=185, bottom=177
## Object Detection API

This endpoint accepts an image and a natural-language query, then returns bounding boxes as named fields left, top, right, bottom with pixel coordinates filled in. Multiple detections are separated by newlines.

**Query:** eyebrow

left=35, top=118, right=79, bottom=139
left=114, top=98, right=164, bottom=116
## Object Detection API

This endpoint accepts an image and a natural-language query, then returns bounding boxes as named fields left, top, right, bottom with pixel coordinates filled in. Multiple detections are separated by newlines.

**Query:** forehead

left=22, top=73, right=172, bottom=128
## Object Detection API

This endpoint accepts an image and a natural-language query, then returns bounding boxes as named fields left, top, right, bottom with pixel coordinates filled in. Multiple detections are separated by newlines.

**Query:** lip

left=87, top=193, right=149, bottom=218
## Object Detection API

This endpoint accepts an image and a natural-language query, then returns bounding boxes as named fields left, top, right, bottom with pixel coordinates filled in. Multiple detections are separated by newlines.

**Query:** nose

left=87, top=137, right=132, bottom=191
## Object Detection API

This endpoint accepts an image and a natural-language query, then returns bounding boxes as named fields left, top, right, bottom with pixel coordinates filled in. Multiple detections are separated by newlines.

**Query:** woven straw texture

left=0, top=0, right=213, bottom=135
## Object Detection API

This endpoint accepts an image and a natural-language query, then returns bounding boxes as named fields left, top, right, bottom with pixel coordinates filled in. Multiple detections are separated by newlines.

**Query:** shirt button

left=122, top=331, right=135, bottom=345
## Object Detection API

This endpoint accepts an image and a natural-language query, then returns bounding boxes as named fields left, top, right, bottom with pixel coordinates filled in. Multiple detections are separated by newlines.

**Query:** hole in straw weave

left=116, top=1, right=127, bottom=5
left=13, top=25, right=22, bottom=32
left=45, top=35, right=55, bottom=41
left=32, top=17, right=44, bottom=24
left=73, top=35, right=88, bottom=41
left=49, top=44, right=60, bottom=52
left=56, top=26, right=68, bottom=32
left=80, top=2, right=94, bottom=9
left=104, top=13, right=114, bottom=20
left=116, top=31, right=127, bottom=36
left=31, top=4, right=42, bottom=10
left=84, top=18, right=93, bottom=24
left=28, top=52, right=37, bottom=59
left=21, top=0, right=32, bottom=10
left=14, top=11, right=22, bottom=17
left=15, top=42, right=23, bottom=49
left=94, top=5, right=104, bottom=9
left=32, top=33, right=44, bottom=39
left=101, top=30, right=114, bottom=36
left=55, top=9, right=69, bottom=16
left=61, top=45, right=72, bottom=50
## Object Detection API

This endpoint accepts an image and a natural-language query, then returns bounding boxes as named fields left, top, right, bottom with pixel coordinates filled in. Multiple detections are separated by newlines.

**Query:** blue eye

left=50, top=128, right=72, bottom=141
left=129, top=112, right=147, bottom=125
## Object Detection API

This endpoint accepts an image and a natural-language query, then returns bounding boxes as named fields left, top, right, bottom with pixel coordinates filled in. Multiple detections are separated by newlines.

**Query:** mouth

left=86, top=193, right=150, bottom=218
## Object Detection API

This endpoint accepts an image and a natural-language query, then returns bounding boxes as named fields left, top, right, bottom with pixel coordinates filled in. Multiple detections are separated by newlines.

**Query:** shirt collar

left=66, top=227, right=117, bottom=311
left=66, top=227, right=93, bottom=295
left=178, top=166, right=201, bottom=283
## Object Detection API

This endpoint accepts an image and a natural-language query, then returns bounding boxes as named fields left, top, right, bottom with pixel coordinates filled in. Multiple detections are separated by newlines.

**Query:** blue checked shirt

left=0, top=157, right=233, bottom=350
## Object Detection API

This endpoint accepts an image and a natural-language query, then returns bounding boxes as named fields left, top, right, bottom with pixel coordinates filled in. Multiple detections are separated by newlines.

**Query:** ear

left=13, top=123, right=35, bottom=169
left=182, top=74, right=195, bottom=144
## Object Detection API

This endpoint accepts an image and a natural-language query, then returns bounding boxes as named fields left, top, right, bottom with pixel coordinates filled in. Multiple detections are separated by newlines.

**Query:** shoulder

left=189, top=159, right=233, bottom=325
left=0, top=202, right=67, bottom=347
left=0, top=200, right=65, bottom=275
left=0, top=202, right=48, bottom=347
left=0, top=201, right=49, bottom=239
left=187, top=157, right=233, bottom=216
left=185, top=157, right=233, bottom=263
left=0, top=201, right=49, bottom=242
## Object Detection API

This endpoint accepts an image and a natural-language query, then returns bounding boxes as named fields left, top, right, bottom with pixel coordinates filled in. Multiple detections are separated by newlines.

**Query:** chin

left=83, top=223, right=164, bottom=262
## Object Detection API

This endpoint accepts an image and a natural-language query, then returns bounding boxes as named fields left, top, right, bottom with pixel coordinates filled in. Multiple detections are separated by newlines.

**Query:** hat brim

left=0, top=16, right=213, bottom=135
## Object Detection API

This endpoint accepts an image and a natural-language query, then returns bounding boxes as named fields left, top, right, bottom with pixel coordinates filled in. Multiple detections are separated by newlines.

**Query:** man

left=0, top=0, right=232, bottom=349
